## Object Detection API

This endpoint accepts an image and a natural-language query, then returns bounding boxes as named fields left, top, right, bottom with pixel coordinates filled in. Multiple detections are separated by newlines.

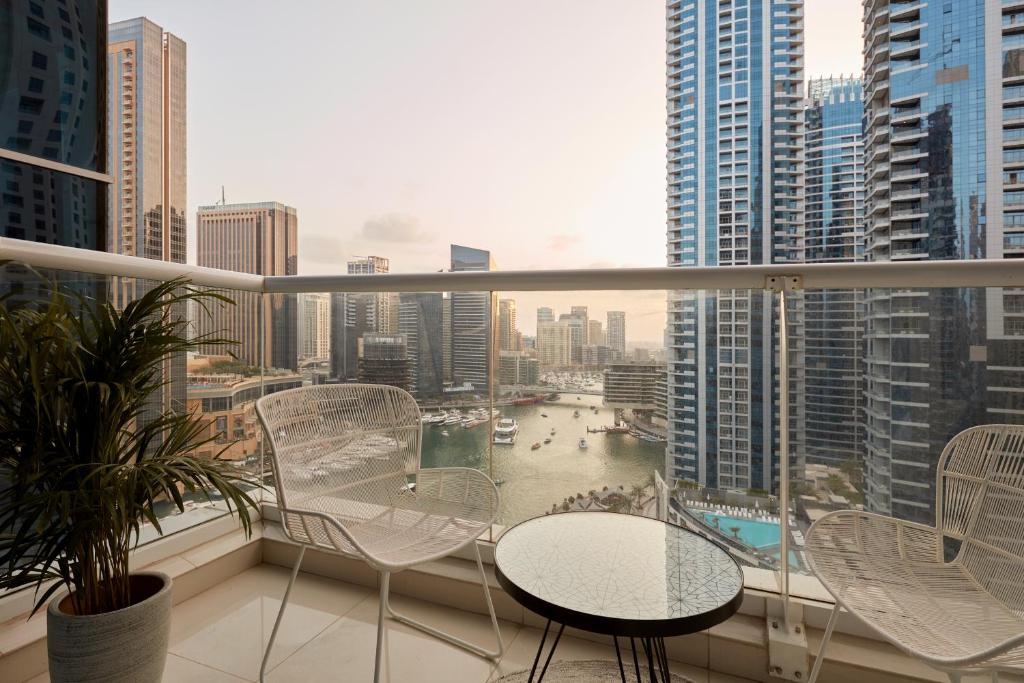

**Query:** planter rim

left=47, top=570, right=171, bottom=620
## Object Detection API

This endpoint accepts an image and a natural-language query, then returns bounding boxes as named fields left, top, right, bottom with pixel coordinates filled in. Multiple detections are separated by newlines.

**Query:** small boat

left=531, top=442, right=541, bottom=450
left=577, top=396, right=581, bottom=400
left=578, top=438, right=588, bottom=450
left=573, top=410, right=580, bottom=418
left=550, top=429, right=556, bottom=435
left=544, top=438, right=552, bottom=444
left=494, top=479, right=505, bottom=487
left=441, top=430, right=450, bottom=437
left=541, top=413, right=548, bottom=418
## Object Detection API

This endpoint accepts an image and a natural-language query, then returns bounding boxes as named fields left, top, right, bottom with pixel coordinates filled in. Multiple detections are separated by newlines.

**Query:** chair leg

left=260, top=546, right=305, bottom=682
left=807, top=602, right=840, bottom=683
left=947, top=674, right=962, bottom=683
left=382, top=542, right=504, bottom=660
left=374, top=572, right=389, bottom=683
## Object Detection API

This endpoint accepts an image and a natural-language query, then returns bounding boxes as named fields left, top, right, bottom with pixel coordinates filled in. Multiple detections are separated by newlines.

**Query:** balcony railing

left=1, top=235, right=1023, bottom=614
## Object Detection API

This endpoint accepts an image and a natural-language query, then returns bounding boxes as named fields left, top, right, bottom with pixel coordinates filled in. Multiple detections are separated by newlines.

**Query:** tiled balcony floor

left=27, top=565, right=756, bottom=683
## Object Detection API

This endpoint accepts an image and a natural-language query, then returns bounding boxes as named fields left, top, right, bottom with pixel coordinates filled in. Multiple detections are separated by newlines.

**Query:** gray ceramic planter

left=47, top=571, right=172, bottom=683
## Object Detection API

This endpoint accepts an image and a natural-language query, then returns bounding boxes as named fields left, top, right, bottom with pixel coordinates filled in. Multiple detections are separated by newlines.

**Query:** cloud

left=358, top=213, right=433, bottom=243
left=547, top=233, right=582, bottom=252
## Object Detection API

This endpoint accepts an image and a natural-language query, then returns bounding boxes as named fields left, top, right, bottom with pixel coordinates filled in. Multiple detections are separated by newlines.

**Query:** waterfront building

left=358, top=334, right=411, bottom=392
left=196, top=202, right=298, bottom=370
left=499, top=351, right=540, bottom=387
left=536, top=307, right=555, bottom=329
left=449, top=245, right=496, bottom=390
left=1, top=0, right=108, bottom=249
left=498, top=298, right=519, bottom=351
left=606, top=311, right=625, bottom=360
left=297, top=293, right=331, bottom=360
left=860, top=0, right=1024, bottom=523
left=399, top=292, right=444, bottom=397
left=442, top=295, right=453, bottom=383
left=603, top=362, right=668, bottom=434
left=665, top=0, right=804, bottom=491
left=186, top=360, right=302, bottom=461
left=803, top=76, right=865, bottom=467
left=537, top=320, right=573, bottom=368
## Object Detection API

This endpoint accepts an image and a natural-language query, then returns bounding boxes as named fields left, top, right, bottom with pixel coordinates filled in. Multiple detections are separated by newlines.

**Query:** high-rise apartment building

left=107, top=18, right=186, bottom=269
left=588, top=319, right=605, bottom=347
left=330, top=256, right=396, bottom=381
left=196, top=202, right=298, bottom=370
left=449, top=245, right=496, bottom=389
left=537, top=307, right=555, bottom=329
left=606, top=311, right=626, bottom=360
left=861, top=0, right=1024, bottom=523
left=1, top=0, right=108, bottom=249
left=560, top=310, right=587, bottom=365
left=297, top=293, right=331, bottom=359
left=537, top=320, right=573, bottom=368
left=803, top=76, right=865, bottom=467
left=665, top=0, right=805, bottom=490
left=498, top=298, right=519, bottom=352
left=399, top=292, right=444, bottom=397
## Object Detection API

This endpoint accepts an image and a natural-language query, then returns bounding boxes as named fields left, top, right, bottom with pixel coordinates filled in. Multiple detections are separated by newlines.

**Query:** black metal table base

left=527, top=620, right=672, bottom=683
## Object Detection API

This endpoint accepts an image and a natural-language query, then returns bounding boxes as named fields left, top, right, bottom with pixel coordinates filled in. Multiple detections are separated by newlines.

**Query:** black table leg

left=630, top=637, right=642, bottom=682
left=613, top=637, right=627, bottom=683
left=528, top=620, right=565, bottom=683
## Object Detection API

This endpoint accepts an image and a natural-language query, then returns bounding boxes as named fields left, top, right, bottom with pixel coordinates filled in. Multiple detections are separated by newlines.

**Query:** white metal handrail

left=2, top=236, right=1024, bottom=293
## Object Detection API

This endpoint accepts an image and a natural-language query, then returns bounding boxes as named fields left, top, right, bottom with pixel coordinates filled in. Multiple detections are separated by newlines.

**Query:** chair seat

left=807, top=510, right=1024, bottom=668
left=281, top=468, right=497, bottom=571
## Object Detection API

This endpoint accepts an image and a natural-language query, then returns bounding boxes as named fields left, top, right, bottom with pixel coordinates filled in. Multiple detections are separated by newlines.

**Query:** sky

left=108, top=0, right=863, bottom=340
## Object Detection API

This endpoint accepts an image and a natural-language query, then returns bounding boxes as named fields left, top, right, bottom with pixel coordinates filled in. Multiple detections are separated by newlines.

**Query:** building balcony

left=1, top=239, right=1023, bottom=683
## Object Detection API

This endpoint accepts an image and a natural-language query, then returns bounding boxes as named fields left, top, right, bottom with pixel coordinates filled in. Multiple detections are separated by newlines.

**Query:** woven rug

left=492, top=660, right=696, bottom=682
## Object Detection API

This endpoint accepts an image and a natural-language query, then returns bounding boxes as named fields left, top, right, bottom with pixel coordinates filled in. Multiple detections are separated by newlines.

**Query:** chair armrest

left=416, top=467, right=499, bottom=524
left=806, top=509, right=944, bottom=568
left=277, top=504, right=374, bottom=558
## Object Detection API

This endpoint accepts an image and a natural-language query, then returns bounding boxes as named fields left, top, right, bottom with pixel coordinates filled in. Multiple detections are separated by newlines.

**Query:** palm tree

left=729, top=526, right=742, bottom=540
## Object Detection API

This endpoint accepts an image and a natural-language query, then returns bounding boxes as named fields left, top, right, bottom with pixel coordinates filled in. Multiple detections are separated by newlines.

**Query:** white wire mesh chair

left=255, top=384, right=503, bottom=682
left=805, top=424, right=1024, bottom=683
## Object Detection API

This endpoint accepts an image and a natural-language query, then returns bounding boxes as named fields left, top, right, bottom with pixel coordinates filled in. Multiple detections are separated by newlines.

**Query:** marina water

left=420, top=393, right=665, bottom=524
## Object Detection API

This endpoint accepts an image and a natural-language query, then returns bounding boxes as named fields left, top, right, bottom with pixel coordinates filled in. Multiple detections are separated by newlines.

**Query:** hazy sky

left=109, top=1, right=863, bottom=340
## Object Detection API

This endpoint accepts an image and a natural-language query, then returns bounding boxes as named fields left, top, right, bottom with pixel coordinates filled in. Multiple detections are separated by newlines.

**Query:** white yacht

left=493, top=418, right=519, bottom=445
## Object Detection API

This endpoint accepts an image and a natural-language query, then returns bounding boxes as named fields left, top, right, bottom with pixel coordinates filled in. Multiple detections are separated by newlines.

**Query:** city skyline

left=106, top=0, right=861, bottom=278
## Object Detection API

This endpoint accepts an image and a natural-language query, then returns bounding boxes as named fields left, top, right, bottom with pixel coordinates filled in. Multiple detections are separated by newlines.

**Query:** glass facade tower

left=449, top=244, right=496, bottom=391
left=665, top=0, right=805, bottom=491
left=803, top=76, right=865, bottom=466
left=1, top=0, right=109, bottom=248
left=862, top=0, right=1024, bottom=523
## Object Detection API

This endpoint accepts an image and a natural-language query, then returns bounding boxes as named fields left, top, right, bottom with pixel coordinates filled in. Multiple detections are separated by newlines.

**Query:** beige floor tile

left=267, top=591, right=515, bottom=683
left=162, top=654, right=249, bottom=682
left=169, top=565, right=371, bottom=681
left=490, top=625, right=711, bottom=683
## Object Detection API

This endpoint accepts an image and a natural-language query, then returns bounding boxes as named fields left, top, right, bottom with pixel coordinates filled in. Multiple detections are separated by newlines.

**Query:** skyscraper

left=537, top=307, right=555, bottom=328
left=399, top=292, right=444, bottom=397
left=803, top=76, right=865, bottom=467
left=196, top=202, right=298, bottom=370
left=588, top=319, right=605, bottom=347
left=358, top=334, right=411, bottom=392
left=297, top=293, right=331, bottom=359
left=861, top=0, right=1024, bottom=522
left=331, top=256, right=395, bottom=381
left=107, top=18, right=186, bottom=269
left=665, top=0, right=805, bottom=490
left=537, top=320, right=573, bottom=368
left=560, top=309, right=587, bottom=365
left=449, top=244, right=496, bottom=390
left=606, top=311, right=626, bottom=359
left=1, top=0, right=108, bottom=249
left=498, top=298, right=519, bottom=352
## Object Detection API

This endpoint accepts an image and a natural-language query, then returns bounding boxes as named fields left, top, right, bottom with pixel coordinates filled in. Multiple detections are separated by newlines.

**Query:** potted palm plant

left=0, top=276, right=259, bottom=683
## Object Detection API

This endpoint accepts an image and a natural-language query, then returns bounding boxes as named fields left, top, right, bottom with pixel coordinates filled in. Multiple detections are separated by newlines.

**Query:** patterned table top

left=494, top=512, right=744, bottom=637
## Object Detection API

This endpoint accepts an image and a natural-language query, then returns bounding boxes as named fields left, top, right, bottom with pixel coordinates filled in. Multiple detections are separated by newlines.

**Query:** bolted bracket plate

left=765, top=275, right=803, bottom=293
left=767, top=601, right=808, bottom=681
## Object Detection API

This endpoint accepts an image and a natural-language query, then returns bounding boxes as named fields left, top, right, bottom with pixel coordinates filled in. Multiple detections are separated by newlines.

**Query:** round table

left=494, top=512, right=743, bottom=683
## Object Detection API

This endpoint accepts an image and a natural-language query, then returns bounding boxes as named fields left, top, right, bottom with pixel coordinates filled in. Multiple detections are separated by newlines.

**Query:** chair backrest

left=938, top=424, right=1024, bottom=611
left=255, top=383, right=422, bottom=514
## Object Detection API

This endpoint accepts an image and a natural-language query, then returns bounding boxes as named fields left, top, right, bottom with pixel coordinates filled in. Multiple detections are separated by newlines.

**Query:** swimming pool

left=701, top=512, right=780, bottom=549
